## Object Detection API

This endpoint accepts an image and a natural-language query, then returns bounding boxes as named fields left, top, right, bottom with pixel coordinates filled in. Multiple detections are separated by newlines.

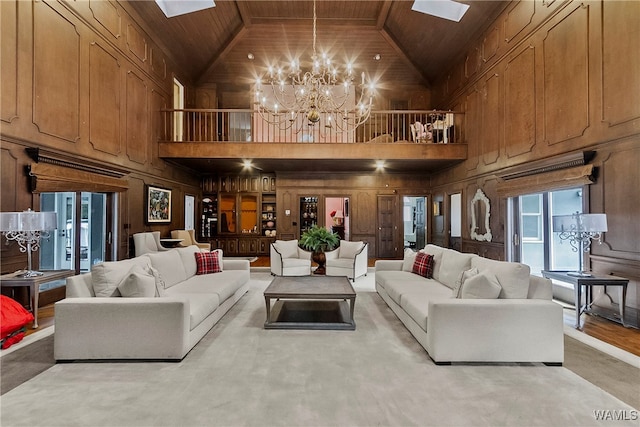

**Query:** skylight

left=412, top=0, right=470, bottom=22
left=155, top=0, right=215, bottom=18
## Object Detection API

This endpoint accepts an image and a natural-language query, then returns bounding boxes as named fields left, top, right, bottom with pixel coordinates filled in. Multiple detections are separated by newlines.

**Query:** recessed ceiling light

left=411, top=0, right=469, bottom=23
left=375, top=160, right=385, bottom=170
left=155, top=0, right=215, bottom=18
left=247, top=53, right=255, bottom=60
left=242, top=159, right=253, bottom=169
left=373, top=54, right=381, bottom=61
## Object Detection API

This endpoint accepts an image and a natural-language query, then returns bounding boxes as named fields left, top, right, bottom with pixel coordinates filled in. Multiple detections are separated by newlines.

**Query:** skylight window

left=155, top=0, right=215, bottom=18
left=412, top=0, right=470, bottom=22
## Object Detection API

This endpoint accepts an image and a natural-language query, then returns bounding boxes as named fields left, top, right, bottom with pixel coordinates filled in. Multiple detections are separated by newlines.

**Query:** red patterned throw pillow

left=195, top=251, right=222, bottom=275
left=412, top=252, right=434, bottom=278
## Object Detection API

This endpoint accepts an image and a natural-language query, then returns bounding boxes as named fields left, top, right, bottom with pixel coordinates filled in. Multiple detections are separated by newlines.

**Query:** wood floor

left=25, top=256, right=640, bottom=358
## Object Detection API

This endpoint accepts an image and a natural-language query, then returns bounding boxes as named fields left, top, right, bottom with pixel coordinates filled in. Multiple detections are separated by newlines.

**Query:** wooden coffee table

left=264, top=276, right=356, bottom=330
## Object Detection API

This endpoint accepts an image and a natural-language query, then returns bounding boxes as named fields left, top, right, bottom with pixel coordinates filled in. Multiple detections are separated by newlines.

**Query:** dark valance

left=496, top=164, right=595, bottom=198
left=28, top=163, right=129, bottom=193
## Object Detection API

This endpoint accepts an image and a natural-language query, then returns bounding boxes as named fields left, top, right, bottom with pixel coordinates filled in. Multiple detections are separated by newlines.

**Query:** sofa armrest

left=54, top=297, right=191, bottom=360
left=296, top=248, right=312, bottom=259
left=223, top=259, right=250, bottom=271
left=426, top=299, right=564, bottom=364
left=374, top=260, right=403, bottom=272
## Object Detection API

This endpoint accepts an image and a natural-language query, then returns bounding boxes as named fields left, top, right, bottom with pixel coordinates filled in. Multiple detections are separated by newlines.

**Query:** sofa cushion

left=117, top=265, right=157, bottom=298
left=326, top=258, right=354, bottom=269
left=452, top=267, right=479, bottom=298
left=176, top=245, right=200, bottom=277
left=471, top=257, right=530, bottom=299
left=412, top=252, right=434, bottom=278
left=400, top=286, right=452, bottom=332
left=339, top=241, right=363, bottom=259
left=274, top=240, right=299, bottom=259
left=177, top=271, right=248, bottom=303
left=195, top=251, right=222, bottom=275
left=423, top=245, right=446, bottom=281
left=91, top=256, right=151, bottom=298
left=459, top=272, right=502, bottom=299
left=402, top=249, right=418, bottom=272
left=438, top=250, right=477, bottom=289
left=147, top=250, right=188, bottom=289
left=169, top=293, right=220, bottom=331
left=380, top=275, right=439, bottom=306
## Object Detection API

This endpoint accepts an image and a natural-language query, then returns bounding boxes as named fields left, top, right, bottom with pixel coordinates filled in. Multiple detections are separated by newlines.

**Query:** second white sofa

left=375, top=244, right=564, bottom=365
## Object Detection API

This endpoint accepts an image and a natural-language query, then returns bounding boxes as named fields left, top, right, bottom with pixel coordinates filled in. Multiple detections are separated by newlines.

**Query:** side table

left=541, top=270, right=629, bottom=329
left=0, top=270, right=74, bottom=328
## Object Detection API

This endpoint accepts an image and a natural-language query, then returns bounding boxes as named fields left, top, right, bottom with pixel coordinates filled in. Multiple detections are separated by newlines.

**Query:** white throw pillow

left=148, top=265, right=167, bottom=297
left=452, top=267, right=479, bottom=298
left=459, top=272, right=502, bottom=299
left=91, top=257, right=151, bottom=298
left=117, top=265, right=157, bottom=298
left=339, top=241, right=363, bottom=259
left=438, top=250, right=476, bottom=289
left=402, top=248, right=418, bottom=272
left=275, top=240, right=299, bottom=259
left=471, top=257, right=530, bottom=299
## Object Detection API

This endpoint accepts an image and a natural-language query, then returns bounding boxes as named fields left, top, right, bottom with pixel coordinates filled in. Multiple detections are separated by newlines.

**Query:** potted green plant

left=299, top=225, right=340, bottom=275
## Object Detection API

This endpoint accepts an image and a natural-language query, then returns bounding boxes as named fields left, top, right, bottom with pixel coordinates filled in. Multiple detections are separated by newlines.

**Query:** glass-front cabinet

left=219, top=194, right=237, bottom=233
left=219, top=193, right=259, bottom=235
left=300, top=196, right=319, bottom=235
left=239, top=194, right=258, bottom=234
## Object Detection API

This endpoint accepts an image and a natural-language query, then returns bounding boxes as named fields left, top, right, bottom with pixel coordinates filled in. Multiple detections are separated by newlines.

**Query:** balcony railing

left=161, top=109, right=461, bottom=144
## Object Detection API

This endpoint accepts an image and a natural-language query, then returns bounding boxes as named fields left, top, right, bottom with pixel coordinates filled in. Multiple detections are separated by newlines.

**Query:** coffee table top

left=264, top=276, right=355, bottom=299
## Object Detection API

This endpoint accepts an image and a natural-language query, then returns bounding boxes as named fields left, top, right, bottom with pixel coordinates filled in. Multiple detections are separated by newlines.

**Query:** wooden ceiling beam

left=196, top=24, right=248, bottom=85
left=379, top=28, right=431, bottom=87
left=235, top=0, right=253, bottom=28
left=376, top=0, right=393, bottom=30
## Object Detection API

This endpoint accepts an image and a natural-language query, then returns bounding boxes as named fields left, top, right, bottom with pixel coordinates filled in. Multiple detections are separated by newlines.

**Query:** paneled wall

left=0, top=0, right=200, bottom=270
left=430, top=1, right=640, bottom=315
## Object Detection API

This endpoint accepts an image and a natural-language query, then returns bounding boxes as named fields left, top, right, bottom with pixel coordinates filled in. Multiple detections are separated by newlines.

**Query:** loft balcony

left=158, top=109, right=467, bottom=173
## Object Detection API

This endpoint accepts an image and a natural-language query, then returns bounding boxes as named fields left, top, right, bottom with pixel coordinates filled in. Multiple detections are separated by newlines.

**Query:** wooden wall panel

left=89, top=42, right=121, bottom=155
left=150, top=47, right=166, bottom=81
left=504, top=45, right=536, bottom=158
left=126, top=23, right=147, bottom=64
left=598, top=147, right=640, bottom=255
left=465, top=89, right=480, bottom=171
left=482, top=73, right=501, bottom=166
left=150, top=89, right=167, bottom=170
left=1, top=147, right=18, bottom=211
left=125, top=70, right=148, bottom=164
left=1, top=0, right=18, bottom=123
left=465, top=48, right=480, bottom=79
left=504, top=0, right=535, bottom=44
left=601, top=1, right=640, bottom=127
left=354, top=191, right=374, bottom=235
left=89, top=0, right=121, bottom=41
left=482, top=26, right=499, bottom=63
left=542, top=4, right=589, bottom=146
left=33, top=1, right=80, bottom=143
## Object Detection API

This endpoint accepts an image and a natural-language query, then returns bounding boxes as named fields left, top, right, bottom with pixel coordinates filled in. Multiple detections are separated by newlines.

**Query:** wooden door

left=415, top=197, right=426, bottom=249
left=377, top=195, right=397, bottom=258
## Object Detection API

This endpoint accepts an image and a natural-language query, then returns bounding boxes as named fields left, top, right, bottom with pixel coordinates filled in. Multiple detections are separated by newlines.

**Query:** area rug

left=1, top=273, right=638, bottom=426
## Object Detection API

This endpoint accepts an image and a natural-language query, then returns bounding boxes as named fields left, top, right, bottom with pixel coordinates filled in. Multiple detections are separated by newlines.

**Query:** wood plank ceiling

left=126, top=0, right=508, bottom=88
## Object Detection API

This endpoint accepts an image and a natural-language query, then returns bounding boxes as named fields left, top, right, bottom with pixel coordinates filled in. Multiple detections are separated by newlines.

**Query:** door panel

left=377, top=195, right=397, bottom=258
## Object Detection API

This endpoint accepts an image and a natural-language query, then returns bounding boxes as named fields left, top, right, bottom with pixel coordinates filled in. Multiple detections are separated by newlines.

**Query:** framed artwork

left=146, top=185, right=172, bottom=224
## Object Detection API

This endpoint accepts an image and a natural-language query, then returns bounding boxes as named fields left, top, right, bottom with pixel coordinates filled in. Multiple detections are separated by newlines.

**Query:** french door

left=40, top=192, right=113, bottom=273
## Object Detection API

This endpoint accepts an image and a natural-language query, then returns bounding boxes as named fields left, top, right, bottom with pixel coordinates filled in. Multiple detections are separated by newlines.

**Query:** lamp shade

left=552, top=213, right=607, bottom=233
left=0, top=210, right=57, bottom=232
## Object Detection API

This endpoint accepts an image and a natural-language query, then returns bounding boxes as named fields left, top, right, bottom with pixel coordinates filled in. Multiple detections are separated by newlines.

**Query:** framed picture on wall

left=146, top=185, right=172, bottom=224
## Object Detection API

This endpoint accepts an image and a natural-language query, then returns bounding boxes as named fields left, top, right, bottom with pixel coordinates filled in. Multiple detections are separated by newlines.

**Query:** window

left=510, top=188, right=583, bottom=276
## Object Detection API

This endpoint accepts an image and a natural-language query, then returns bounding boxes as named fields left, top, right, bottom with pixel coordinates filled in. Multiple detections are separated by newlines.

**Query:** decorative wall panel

left=465, top=48, right=480, bottom=79
left=601, top=1, right=640, bottom=126
left=504, top=0, right=534, bottom=43
left=543, top=5, right=589, bottom=145
left=600, top=147, right=640, bottom=254
left=0, top=148, right=18, bottom=210
left=482, top=26, right=499, bottom=63
left=355, top=191, right=374, bottom=234
left=89, top=42, right=121, bottom=155
left=465, top=89, right=480, bottom=171
left=504, top=46, right=536, bottom=158
left=482, top=73, right=500, bottom=165
left=1, top=0, right=18, bottom=123
left=33, top=1, right=80, bottom=142
left=90, top=0, right=120, bottom=40
left=150, top=89, right=167, bottom=170
left=125, top=70, right=148, bottom=164
left=150, top=47, right=167, bottom=80
left=126, top=23, right=147, bottom=64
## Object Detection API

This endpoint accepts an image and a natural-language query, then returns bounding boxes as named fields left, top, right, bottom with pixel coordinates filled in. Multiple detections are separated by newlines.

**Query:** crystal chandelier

left=254, top=0, right=375, bottom=133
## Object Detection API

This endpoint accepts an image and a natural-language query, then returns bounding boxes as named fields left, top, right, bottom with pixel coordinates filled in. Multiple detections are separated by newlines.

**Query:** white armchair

left=326, top=241, right=368, bottom=281
left=270, top=240, right=312, bottom=276
left=132, top=231, right=168, bottom=257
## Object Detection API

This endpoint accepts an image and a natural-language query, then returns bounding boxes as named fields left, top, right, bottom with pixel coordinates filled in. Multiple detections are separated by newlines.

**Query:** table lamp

left=552, top=212, right=607, bottom=277
left=0, top=209, right=57, bottom=277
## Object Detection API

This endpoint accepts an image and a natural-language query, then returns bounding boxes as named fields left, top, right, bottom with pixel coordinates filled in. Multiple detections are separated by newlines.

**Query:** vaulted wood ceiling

left=126, top=0, right=508, bottom=89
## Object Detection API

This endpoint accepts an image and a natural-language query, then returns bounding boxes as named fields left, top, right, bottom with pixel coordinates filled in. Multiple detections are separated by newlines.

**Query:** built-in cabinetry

left=200, top=174, right=276, bottom=256
left=299, top=196, right=319, bottom=235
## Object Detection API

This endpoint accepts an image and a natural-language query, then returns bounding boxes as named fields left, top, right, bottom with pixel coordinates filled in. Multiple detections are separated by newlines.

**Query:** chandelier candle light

left=254, top=0, right=375, bottom=133
left=0, top=209, right=57, bottom=277
left=552, top=212, right=608, bottom=277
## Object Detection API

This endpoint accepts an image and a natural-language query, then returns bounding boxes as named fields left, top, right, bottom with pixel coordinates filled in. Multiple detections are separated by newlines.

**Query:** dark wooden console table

left=542, top=270, right=629, bottom=329
left=0, top=270, right=74, bottom=328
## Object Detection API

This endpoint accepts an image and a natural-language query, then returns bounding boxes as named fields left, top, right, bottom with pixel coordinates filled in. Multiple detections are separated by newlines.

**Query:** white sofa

left=375, top=244, right=564, bottom=365
left=54, top=245, right=250, bottom=361
left=270, top=240, right=312, bottom=276
left=325, top=241, right=368, bottom=281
